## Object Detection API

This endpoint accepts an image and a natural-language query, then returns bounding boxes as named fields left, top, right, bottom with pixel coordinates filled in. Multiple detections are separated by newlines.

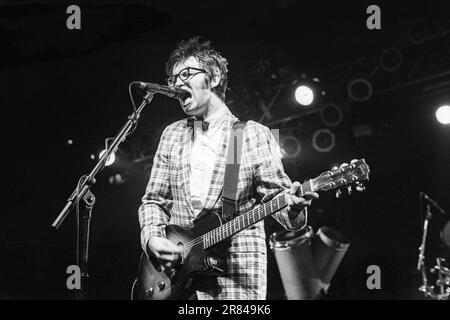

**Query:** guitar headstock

left=313, top=159, right=370, bottom=196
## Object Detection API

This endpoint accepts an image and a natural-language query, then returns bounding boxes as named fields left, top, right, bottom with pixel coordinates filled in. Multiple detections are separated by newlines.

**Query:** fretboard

left=202, top=179, right=315, bottom=249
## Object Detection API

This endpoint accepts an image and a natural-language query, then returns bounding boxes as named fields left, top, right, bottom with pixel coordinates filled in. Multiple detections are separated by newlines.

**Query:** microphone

left=420, top=192, right=446, bottom=215
left=133, top=81, right=190, bottom=100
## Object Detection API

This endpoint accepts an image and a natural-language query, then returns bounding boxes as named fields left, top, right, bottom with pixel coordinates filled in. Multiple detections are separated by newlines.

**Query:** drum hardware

left=419, top=258, right=450, bottom=300
left=270, top=225, right=350, bottom=300
left=417, top=192, right=449, bottom=300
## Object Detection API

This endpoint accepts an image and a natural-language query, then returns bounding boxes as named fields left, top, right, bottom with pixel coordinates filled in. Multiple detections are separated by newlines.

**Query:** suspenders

left=221, top=121, right=247, bottom=222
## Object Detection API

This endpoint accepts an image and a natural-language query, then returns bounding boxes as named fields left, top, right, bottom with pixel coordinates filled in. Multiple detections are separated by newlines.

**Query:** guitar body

left=132, top=212, right=228, bottom=300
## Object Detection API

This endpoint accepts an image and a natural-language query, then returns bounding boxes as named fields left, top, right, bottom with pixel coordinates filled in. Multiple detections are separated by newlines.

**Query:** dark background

left=1, top=0, right=449, bottom=300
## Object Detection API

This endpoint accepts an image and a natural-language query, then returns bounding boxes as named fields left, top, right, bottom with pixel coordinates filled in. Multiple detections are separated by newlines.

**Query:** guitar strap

left=221, top=121, right=247, bottom=222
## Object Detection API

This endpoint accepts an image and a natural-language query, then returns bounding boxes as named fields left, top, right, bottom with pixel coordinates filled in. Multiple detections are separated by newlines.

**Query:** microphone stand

left=417, top=192, right=448, bottom=299
left=417, top=202, right=432, bottom=295
left=52, top=91, right=155, bottom=299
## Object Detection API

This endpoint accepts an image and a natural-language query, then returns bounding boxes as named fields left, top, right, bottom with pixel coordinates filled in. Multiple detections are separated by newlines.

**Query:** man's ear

left=210, top=68, right=221, bottom=89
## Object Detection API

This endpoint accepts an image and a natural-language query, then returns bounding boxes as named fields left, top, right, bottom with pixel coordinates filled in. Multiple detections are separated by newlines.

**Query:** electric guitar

left=131, top=159, right=370, bottom=300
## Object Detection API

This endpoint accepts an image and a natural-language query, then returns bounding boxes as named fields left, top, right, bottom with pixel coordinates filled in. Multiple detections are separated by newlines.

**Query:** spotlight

left=280, top=135, right=301, bottom=159
left=312, top=129, right=335, bottom=153
left=435, top=105, right=450, bottom=125
left=408, top=20, right=429, bottom=45
left=99, top=149, right=116, bottom=166
left=352, top=125, right=373, bottom=138
left=295, top=85, right=314, bottom=106
left=109, top=173, right=126, bottom=185
left=320, top=103, right=343, bottom=127
left=293, top=76, right=323, bottom=107
left=379, top=47, right=403, bottom=72
left=348, top=78, right=372, bottom=102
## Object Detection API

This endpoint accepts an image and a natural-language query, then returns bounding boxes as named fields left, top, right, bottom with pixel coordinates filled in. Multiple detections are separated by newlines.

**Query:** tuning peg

left=350, top=159, right=358, bottom=164
left=347, top=186, right=352, bottom=195
left=355, top=182, right=365, bottom=192
left=331, top=166, right=338, bottom=171
left=340, top=163, right=349, bottom=168
left=335, top=189, right=342, bottom=198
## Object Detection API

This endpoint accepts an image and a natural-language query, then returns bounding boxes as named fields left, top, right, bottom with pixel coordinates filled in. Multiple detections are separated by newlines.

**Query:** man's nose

left=175, top=76, right=186, bottom=87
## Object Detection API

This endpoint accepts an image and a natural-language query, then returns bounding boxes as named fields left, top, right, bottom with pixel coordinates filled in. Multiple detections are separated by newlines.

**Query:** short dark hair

left=165, top=37, right=228, bottom=101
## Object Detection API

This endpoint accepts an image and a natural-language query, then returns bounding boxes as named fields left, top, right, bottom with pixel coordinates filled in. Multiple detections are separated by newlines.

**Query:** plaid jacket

left=138, top=109, right=306, bottom=299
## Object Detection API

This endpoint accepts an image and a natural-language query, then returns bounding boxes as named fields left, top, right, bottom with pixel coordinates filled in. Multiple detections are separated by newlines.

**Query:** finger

left=286, top=193, right=294, bottom=211
left=290, top=195, right=311, bottom=209
left=290, top=195, right=305, bottom=206
left=303, top=192, right=319, bottom=200
left=290, top=181, right=301, bottom=195
left=151, top=249, right=161, bottom=259
left=156, top=248, right=181, bottom=255
left=159, top=252, right=180, bottom=262
left=156, top=240, right=183, bottom=254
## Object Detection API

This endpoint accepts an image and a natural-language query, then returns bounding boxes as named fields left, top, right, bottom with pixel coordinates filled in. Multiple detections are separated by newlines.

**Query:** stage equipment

left=293, top=75, right=324, bottom=107
left=417, top=192, right=449, bottom=300
left=270, top=226, right=350, bottom=300
left=312, top=129, right=335, bottom=153
left=379, top=47, right=403, bottom=72
left=280, top=135, right=302, bottom=159
left=319, top=103, right=343, bottom=127
left=347, top=78, right=372, bottom=102
left=435, top=105, right=450, bottom=125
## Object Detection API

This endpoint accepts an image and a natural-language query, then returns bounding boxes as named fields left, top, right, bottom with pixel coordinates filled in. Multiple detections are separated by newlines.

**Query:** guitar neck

left=202, top=179, right=315, bottom=249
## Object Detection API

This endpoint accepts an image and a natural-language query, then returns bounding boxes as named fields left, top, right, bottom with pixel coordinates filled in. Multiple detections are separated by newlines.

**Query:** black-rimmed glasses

left=167, top=67, right=207, bottom=86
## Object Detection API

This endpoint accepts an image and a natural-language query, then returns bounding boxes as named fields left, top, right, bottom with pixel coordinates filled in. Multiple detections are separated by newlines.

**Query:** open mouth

left=182, top=95, right=192, bottom=106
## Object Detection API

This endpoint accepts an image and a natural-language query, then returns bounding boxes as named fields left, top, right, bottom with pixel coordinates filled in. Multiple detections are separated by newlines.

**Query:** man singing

left=138, top=37, right=318, bottom=299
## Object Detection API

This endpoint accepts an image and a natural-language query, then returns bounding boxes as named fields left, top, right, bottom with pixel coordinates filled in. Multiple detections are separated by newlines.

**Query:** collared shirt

left=190, top=105, right=230, bottom=217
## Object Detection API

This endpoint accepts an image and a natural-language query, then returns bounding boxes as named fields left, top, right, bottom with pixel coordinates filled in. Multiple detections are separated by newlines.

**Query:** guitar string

left=181, top=175, right=331, bottom=255
left=180, top=170, right=364, bottom=256
left=181, top=181, right=310, bottom=255
left=182, top=190, right=290, bottom=252
left=181, top=198, right=285, bottom=256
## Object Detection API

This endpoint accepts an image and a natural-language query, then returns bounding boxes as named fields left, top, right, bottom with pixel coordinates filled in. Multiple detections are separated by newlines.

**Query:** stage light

left=352, top=125, right=373, bottom=138
left=435, top=105, right=450, bottom=125
left=99, top=149, right=116, bottom=166
left=293, top=76, right=323, bottom=107
left=408, top=20, right=429, bottom=45
left=312, top=129, right=335, bottom=153
left=280, top=135, right=301, bottom=159
left=109, top=173, right=126, bottom=185
left=379, top=47, right=403, bottom=72
left=320, top=103, right=343, bottom=127
left=294, top=85, right=314, bottom=106
left=348, top=78, right=372, bottom=102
